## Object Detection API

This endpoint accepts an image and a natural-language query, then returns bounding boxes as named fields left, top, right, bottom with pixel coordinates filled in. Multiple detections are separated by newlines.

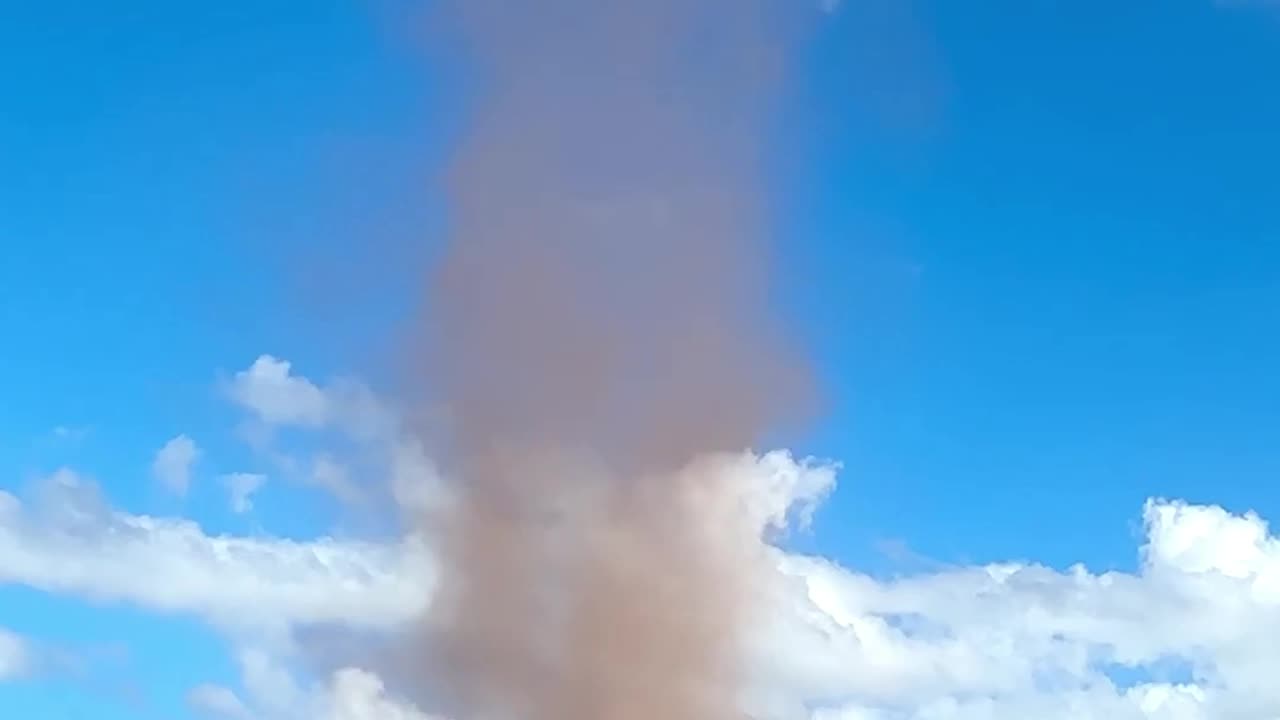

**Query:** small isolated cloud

left=0, top=628, right=28, bottom=680
left=189, top=683, right=251, bottom=719
left=222, top=473, right=267, bottom=514
left=228, top=355, right=396, bottom=441
left=226, top=356, right=420, bottom=511
left=153, top=434, right=200, bottom=495
left=229, top=356, right=330, bottom=428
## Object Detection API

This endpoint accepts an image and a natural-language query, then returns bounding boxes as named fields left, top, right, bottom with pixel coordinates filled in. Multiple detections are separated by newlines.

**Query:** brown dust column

left=421, top=2, right=812, bottom=720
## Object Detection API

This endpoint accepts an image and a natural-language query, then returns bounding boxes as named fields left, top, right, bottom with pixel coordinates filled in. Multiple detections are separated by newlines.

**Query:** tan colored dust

left=420, top=2, right=812, bottom=720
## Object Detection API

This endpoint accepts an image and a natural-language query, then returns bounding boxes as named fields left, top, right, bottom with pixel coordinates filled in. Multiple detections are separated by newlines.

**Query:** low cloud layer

left=0, top=468, right=431, bottom=632
left=3, top=357, right=1279, bottom=719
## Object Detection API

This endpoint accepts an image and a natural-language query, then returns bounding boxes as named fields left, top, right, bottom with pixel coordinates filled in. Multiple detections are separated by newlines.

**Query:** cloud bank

left=3, top=357, right=1278, bottom=720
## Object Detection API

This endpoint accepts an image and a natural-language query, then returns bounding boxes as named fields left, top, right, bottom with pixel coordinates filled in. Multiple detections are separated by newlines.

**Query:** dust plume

left=418, top=2, right=814, bottom=720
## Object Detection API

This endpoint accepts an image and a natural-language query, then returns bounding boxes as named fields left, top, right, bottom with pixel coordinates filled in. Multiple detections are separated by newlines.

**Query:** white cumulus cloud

left=0, top=470, right=432, bottom=632
left=743, top=495, right=1280, bottom=720
left=227, top=355, right=395, bottom=440
left=14, top=358, right=1280, bottom=720
left=321, top=667, right=436, bottom=720
left=226, top=356, right=405, bottom=508
left=229, top=356, right=331, bottom=428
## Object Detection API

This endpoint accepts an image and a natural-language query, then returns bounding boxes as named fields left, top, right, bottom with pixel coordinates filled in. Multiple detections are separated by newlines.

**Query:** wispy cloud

left=189, top=683, right=252, bottom=719
left=152, top=435, right=200, bottom=496
left=51, top=425, right=91, bottom=443
left=0, top=628, right=29, bottom=681
left=221, top=473, right=267, bottom=514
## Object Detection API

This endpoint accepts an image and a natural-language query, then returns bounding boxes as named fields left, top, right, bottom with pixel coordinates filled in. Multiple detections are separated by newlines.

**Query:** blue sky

left=5, top=2, right=1280, bottom=719
left=790, top=0, right=1280, bottom=570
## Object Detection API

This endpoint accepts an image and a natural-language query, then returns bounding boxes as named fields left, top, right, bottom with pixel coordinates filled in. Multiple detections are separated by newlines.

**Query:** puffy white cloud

left=320, top=668, right=435, bottom=720
left=18, top=448, right=1280, bottom=719
left=227, top=355, right=396, bottom=441
left=18, top=357, right=1280, bottom=719
left=153, top=434, right=200, bottom=495
left=0, top=628, right=28, bottom=680
left=744, top=496, right=1280, bottom=720
left=229, top=356, right=330, bottom=428
left=0, top=470, right=432, bottom=632
left=222, top=473, right=268, bottom=514
left=26, top=439, right=1280, bottom=720
left=167, top=465, right=1280, bottom=720
left=226, top=356, right=410, bottom=509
